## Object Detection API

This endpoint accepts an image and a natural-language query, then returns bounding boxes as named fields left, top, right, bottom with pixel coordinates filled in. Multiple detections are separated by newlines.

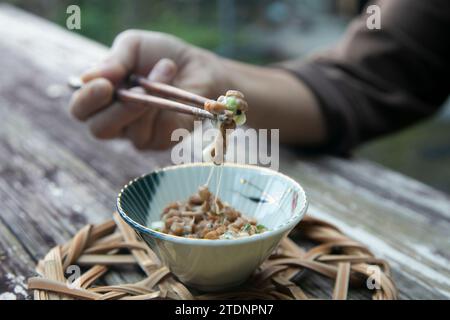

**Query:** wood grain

left=0, top=4, right=448, bottom=299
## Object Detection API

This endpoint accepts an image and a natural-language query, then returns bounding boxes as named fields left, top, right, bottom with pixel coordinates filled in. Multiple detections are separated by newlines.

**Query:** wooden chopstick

left=68, top=76, right=216, bottom=120
left=130, top=75, right=210, bottom=107
left=116, top=89, right=215, bottom=119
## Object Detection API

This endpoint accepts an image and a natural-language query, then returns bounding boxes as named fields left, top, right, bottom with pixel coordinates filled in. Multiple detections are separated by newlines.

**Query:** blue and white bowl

left=117, top=163, right=308, bottom=291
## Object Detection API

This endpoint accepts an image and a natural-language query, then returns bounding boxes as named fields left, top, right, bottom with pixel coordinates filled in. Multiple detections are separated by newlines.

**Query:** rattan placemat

left=27, top=212, right=397, bottom=300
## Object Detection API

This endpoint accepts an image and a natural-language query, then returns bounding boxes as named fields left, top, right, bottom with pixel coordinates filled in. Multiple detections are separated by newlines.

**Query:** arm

left=221, top=59, right=327, bottom=146
left=70, top=0, right=449, bottom=153
left=277, top=0, right=450, bottom=154
left=70, top=31, right=327, bottom=150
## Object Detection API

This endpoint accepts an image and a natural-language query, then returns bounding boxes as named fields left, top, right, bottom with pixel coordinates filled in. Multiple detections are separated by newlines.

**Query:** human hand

left=69, top=30, right=230, bottom=150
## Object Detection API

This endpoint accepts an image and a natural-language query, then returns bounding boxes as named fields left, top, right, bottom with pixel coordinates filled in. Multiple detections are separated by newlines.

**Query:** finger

left=81, top=31, right=142, bottom=84
left=86, top=87, right=147, bottom=140
left=148, top=112, right=194, bottom=150
left=87, top=101, right=147, bottom=140
left=69, top=78, right=114, bottom=121
left=124, top=58, right=178, bottom=149
left=81, top=31, right=181, bottom=85
left=144, top=58, right=191, bottom=149
left=123, top=111, right=155, bottom=149
left=147, top=58, right=177, bottom=82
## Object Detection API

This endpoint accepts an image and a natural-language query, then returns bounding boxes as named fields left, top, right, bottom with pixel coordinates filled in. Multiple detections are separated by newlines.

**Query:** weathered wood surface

left=0, top=5, right=449, bottom=300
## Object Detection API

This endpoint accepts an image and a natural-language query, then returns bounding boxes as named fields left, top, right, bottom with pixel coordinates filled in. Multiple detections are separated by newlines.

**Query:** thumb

left=147, top=58, right=177, bottom=83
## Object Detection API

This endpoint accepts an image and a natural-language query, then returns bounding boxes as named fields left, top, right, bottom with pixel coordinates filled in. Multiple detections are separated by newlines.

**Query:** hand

left=69, top=30, right=230, bottom=150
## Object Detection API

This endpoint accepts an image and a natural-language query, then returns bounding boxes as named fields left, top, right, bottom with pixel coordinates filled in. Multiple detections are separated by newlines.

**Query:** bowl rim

left=116, top=162, right=308, bottom=246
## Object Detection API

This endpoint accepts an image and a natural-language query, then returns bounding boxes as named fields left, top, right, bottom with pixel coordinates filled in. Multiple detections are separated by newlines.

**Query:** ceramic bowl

left=117, top=163, right=308, bottom=291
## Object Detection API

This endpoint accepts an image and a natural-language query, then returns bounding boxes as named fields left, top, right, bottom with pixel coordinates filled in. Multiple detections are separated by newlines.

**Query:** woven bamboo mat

left=27, top=212, right=398, bottom=300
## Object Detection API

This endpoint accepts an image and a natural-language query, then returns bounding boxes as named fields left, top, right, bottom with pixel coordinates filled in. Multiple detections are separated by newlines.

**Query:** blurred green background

left=6, top=0, right=450, bottom=194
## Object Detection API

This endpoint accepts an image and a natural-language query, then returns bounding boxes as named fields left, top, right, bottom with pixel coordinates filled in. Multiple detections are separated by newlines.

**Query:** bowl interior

left=118, top=163, right=306, bottom=236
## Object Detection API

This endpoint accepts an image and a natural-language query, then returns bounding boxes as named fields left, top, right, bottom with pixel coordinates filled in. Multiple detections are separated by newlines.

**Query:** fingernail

left=148, top=59, right=176, bottom=81
left=80, top=60, right=110, bottom=82
left=80, top=67, right=102, bottom=82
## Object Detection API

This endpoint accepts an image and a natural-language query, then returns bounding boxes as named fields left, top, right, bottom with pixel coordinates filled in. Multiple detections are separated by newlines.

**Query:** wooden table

left=0, top=5, right=449, bottom=300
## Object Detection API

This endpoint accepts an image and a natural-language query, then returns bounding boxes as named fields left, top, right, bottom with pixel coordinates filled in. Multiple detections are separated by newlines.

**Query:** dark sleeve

left=280, top=0, right=450, bottom=155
